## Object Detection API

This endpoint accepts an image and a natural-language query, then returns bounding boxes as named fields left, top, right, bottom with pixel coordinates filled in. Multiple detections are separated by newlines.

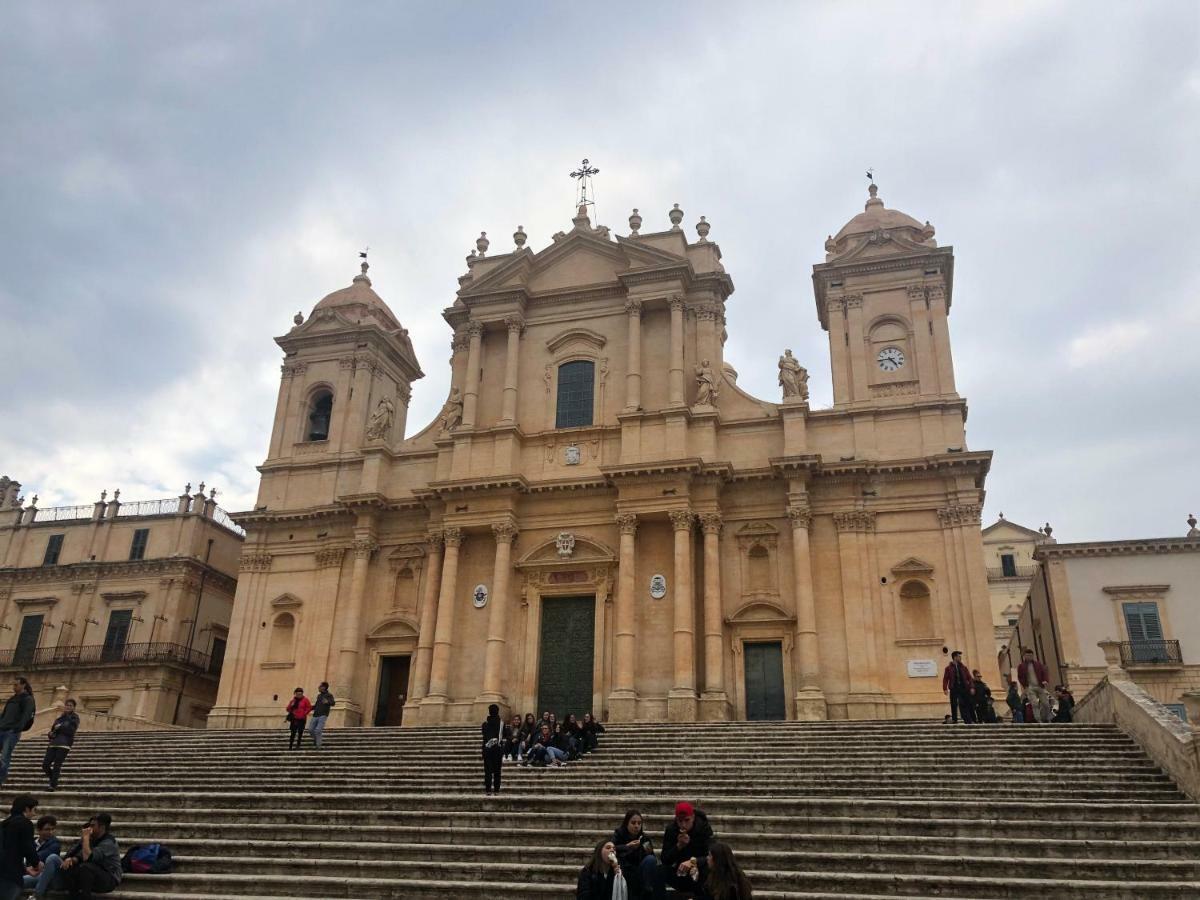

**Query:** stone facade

left=981, top=515, right=1050, bottom=665
left=0, top=480, right=242, bottom=727
left=211, top=186, right=996, bottom=729
left=1002, top=519, right=1200, bottom=719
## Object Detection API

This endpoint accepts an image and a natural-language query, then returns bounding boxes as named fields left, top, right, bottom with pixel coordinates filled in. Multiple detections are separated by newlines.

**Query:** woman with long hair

left=702, top=841, right=752, bottom=900
left=576, top=838, right=628, bottom=900
left=611, top=809, right=656, bottom=898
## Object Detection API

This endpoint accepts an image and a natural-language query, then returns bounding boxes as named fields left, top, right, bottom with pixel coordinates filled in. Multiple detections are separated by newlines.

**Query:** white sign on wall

left=906, top=659, right=938, bottom=678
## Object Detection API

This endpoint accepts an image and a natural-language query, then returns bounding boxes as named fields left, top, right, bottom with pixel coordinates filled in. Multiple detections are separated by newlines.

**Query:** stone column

left=423, top=526, right=464, bottom=720
left=668, top=296, right=685, bottom=406
left=699, top=513, right=729, bottom=720
left=406, top=531, right=444, bottom=708
left=461, top=322, right=484, bottom=428
left=623, top=300, right=643, bottom=411
left=609, top=513, right=639, bottom=721
left=788, top=505, right=827, bottom=719
left=478, top=520, right=518, bottom=710
left=834, top=510, right=881, bottom=717
left=668, top=508, right=697, bottom=721
left=928, top=285, right=957, bottom=393
left=501, top=317, right=523, bottom=423
left=334, top=533, right=377, bottom=706
left=845, top=294, right=869, bottom=402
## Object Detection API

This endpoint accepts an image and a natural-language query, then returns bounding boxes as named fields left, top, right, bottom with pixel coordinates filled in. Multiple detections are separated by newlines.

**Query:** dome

left=826, top=184, right=936, bottom=259
left=311, top=262, right=403, bottom=331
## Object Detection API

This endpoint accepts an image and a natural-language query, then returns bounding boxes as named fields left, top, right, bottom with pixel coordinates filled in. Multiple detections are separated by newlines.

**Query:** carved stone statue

left=365, top=396, right=395, bottom=440
left=694, top=359, right=718, bottom=406
left=439, top=388, right=464, bottom=433
left=778, top=349, right=808, bottom=401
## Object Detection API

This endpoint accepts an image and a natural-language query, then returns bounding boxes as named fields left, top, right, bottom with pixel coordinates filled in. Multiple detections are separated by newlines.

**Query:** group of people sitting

left=480, top=706, right=607, bottom=794
left=578, top=803, right=751, bottom=900
left=0, top=797, right=122, bottom=900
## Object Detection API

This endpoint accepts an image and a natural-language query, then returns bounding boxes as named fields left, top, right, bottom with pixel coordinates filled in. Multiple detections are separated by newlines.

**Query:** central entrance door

left=744, top=641, right=786, bottom=720
left=374, top=655, right=411, bottom=726
left=537, top=595, right=595, bottom=718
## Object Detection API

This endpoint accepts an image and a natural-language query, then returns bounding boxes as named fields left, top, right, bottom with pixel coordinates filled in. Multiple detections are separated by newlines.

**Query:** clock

left=877, top=347, right=905, bottom=372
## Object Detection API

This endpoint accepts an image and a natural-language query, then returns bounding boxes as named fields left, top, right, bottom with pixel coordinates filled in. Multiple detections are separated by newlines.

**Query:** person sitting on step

left=56, top=813, right=122, bottom=899
left=576, top=838, right=628, bottom=900
left=517, top=713, right=537, bottom=762
left=612, top=809, right=657, bottom=899
left=580, top=712, right=606, bottom=754
left=654, top=802, right=714, bottom=900
left=551, top=721, right=576, bottom=763
left=0, top=793, right=40, bottom=900
left=561, top=714, right=584, bottom=758
left=22, top=813, right=61, bottom=899
left=504, top=714, right=522, bottom=763
left=696, top=841, right=753, bottom=900
left=527, top=724, right=567, bottom=767
left=285, top=687, right=311, bottom=750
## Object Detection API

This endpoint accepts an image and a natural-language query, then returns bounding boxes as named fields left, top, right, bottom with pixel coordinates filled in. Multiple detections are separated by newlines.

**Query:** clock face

left=877, top=347, right=906, bottom=371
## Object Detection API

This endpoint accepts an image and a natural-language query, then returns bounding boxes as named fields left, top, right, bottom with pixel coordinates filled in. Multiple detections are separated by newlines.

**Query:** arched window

left=897, top=580, right=934, bottom=640
left=306, top=390, right=333, bottom=441
left=555, top=360, right=594, bottom=428
left=268, top=612, right=296, bottom=663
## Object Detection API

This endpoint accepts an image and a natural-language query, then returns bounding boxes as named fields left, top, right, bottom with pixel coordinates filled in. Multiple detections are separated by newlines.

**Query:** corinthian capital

left=615, top=513, right=638, bottom=535
left=504, top=315, right=525, bottom=334
left=699, top=513, right=723, bottom=536
left=668, top=509, right=695, bottom=532
left=624, top=298, right=643, bottom=317
left=442, top=526, right=465, bottom=548
left=786, top=505, right=813, bottom=531
left=352, top=538, right=379, bottom=560
left=492, top=520, right=518, bottom=544
left=833, top=510, right=875, bottom=533
left=937, top=505, right=982, bottom=528
left=668, top=295, right=686, bottom=312
left=467, top=320, right=484, bottom=338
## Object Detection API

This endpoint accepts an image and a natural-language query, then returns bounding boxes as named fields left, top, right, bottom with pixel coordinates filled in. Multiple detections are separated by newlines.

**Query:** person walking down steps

left=43, top=700, right=79, bottom=791
left=307, top=683, right=334, bottom=749
left=481, top=704, right=510, bottom=796
left=284, top=688, right=311, bottom=750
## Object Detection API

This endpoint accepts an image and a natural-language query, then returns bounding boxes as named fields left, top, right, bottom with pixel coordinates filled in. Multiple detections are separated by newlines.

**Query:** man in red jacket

left=1017, top=648, right=1052, bottom=723
left=941, top=651, right=976, bottom=724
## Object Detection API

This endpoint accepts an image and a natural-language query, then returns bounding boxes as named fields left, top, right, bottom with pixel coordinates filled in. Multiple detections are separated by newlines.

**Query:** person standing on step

left=285, top=687, right=311, bottom=750
left=941, top=651, right=976, bottom=724
left=0, top=794, right=40, bottom=900
left=307, top=682, right=335, bottom=749
left=481, top=703, right=510, bottom=795
left=576, top=838, right=628, bottom=900
left=1053, top=685, right=1076, bottom=722
left=1017, top=648, right=1052, bottom=723
left=22, top=813, right=61, bottom=898
left=655, top=802, right=714, bottom=900
left=971, top=670, right=997, bottom=724
left=57, top=813, right=121, bottom=899
left=43, top=700, right=80, bottom=791
left=1005, top=676, right=1024, bottom=723
left=612, top=809, right=657, bottom=899
left=0, top=678, right=36, bottom=786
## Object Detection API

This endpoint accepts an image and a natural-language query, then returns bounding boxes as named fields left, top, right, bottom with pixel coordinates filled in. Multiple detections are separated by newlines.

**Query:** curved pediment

left=516, top=533, right=616, bottom=568
left=366, top=614, right=420, bottom=641
left=546, top=327, right=607, bottom=355
left=725, top=599, right=795, bottom=626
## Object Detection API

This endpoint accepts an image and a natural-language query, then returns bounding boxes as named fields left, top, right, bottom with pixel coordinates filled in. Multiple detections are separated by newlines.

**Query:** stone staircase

left=5, top=720, right=1200, bottom=898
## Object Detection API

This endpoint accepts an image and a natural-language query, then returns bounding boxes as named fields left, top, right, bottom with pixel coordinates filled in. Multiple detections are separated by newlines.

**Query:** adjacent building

left=0, top=477, right=243, bottom=728
left=212, top=185, right=997, bottom=730
left=1001, top=516, right=1200, bottom=721
left=981, top=515, right=1051, bottom=660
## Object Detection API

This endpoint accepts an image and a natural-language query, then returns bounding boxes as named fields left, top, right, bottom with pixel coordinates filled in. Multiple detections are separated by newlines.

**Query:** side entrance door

left=537, top=596, right=595, bottom=718
left=374, top=655, right=411, bottom=726
left=744, top=641, right=786, bottom=720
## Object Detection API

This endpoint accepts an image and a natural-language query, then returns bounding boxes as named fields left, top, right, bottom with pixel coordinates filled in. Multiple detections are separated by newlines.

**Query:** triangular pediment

left=982, top=519, right=1044, bottom=541
left=891, top=557, right=935, bottom=576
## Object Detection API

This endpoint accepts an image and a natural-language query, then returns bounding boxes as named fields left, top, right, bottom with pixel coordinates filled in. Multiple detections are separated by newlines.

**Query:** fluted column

left=788, top=505, right=827, bottom=719
left=623, top=300, right=643, bottom=411
left=668, top=508, right=697, bottom=721
left=699, top=513, right=728, bottom=719
left=406, top=531, right=444, bottom=707
left=479, top=520, right=518, bottom=704
left=461, top=322, right=484, bottom=428
left=501, top=317, right=523, bottom=422
left=668, top=295, right=685, bottom=406
left=424, top=527, right=464, bottom=714
left=609, top=514, right=639, bottom=720
left=334, top=533, right=378, bottom=712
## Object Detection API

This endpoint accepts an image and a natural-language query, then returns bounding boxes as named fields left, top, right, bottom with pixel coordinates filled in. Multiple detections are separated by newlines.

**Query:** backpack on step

left=122, top=843, right=173, bottom=874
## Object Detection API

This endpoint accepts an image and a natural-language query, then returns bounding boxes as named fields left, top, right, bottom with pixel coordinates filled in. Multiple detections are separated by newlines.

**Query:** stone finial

left=628, top=208, right=642, bottom=236
left=1181, top=691, right=1200, bottom=730
left=476, top=232, right=489, bottom=256
left=668, top=203, right=684, bottom=229
left=30, top=494, right=38, bottom=507
left=1187, top=513, right=1198, bottom=537
left=999, top=511, right=1005, bottom=519
left=824, top=234, right=836, bottom=253
left=1097, top=639, right=1127, bottom=679
left=1043, top=522, right=1053, bottom=537
left=196, top=483, right=205, bottom=496
left=209, top=487, right=217, bottom=500
left=100, top=490, right=107, bottom=502
left=695, top=216, right=710, bottom=242
left=184, top=483, right=191, bottom=495
left=294, top=311, right=304, bottom=326
left=866, top=182, right=882, bottom=209
left=513, top=225, right=527, bottom=249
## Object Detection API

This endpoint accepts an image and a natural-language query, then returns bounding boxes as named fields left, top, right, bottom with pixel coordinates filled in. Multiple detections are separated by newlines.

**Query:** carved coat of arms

left=555, top=532, right=576, bottom=558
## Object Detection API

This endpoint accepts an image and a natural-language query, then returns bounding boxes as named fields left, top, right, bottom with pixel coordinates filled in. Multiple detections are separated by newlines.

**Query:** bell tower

left=813, top=183, right=957, bottom=408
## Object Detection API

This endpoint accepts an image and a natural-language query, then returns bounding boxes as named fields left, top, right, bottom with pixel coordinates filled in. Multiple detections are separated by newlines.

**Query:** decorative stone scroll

left=936, top=505, right=982, bottom=528
left=833, top=510, right=876, bottom=533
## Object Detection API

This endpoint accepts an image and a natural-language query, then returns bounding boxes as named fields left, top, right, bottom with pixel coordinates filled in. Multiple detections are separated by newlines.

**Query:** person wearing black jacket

left=0, top=794, right=40, bottom=900
left=576, top=839, right=625, bottom=900
left=612, top=809, right=656, bottom=898
left=0, top=678, right=35, bottom=786
left=57, top=813, right=121, bottom=898
left=654, top=802, right=714, bottom=900
left=580, top=712, right=606, bottom=754
left=971, top=670, right=997, bottom=724
left=307, top=682, right=335, bottom=749
left=480, top=704, right=510, bottom=796
left=43, top=700, right=80, bottom=791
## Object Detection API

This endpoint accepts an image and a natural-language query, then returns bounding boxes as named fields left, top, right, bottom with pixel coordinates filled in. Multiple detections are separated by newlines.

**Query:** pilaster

left=668, top=508, right=697, bottom=722
left=608, top=513, right=639, bottom=722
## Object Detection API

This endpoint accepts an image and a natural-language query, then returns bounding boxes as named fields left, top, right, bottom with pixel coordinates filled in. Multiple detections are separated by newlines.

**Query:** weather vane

left=866, top=168, right=875, bottom=185
left=569, top=158, right=599, bottom=219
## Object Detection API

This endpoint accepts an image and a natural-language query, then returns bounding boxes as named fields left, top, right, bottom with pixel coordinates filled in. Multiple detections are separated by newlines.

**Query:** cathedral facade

left=209, top=186, right=995, bottom=728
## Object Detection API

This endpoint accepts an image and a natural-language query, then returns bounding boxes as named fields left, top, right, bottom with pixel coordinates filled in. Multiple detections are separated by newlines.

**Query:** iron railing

left=115, top=498, right=187, bottom=518
left=20, top=496, right=244, bottom=538
left=35, top=504, right=94, bottom=523
left=0, top=641, right=215, bottom=675
left=212, top=506, right=246, bottom=537
left=987, top=564, right=1036, bottom=580
left=1119, top=639, right=1182, bottom=666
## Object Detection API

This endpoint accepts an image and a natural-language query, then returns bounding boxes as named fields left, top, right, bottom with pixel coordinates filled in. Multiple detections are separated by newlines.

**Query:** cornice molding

left=1037, top=539, right=1200, bottom=561
left=0, top=558, right=236, bottom=595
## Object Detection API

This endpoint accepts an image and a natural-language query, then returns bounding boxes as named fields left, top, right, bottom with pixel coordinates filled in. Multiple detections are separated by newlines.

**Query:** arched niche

left=735, top=522, right=780, bottom=600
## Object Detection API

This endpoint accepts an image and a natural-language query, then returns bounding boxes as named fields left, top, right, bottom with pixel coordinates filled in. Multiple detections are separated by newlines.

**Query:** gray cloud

left=1, top=1, right=1196, bottom=540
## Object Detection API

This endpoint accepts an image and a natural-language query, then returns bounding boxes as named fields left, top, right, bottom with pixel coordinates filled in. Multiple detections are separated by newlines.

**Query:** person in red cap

left=652, top=801, right=714, bottom=899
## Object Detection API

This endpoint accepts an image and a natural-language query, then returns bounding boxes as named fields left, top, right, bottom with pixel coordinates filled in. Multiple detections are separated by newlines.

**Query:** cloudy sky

left=1, top=2, right=1196, bottom=541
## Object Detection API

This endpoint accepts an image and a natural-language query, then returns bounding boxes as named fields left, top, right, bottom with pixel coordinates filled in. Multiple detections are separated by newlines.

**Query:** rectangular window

left=14, top=615, right=43, bottom=665
left=102, top=609, right=133, bottom=662
left=1000, top=553, right=1017, bottom=577
left=1123, top=601, right=1166, bottom=663
left=42, top=534, right=64, bottom=566
left=129, top=528, right=150, bottom=561
left=209, top=637, right=227, bottom=676
left=555, top=360, right=595, bottom=428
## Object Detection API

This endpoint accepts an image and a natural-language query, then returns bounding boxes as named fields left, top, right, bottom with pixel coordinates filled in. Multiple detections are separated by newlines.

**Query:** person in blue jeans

left=308, top=683, right=335, bottom=749
left=22, top=814, right=61, bottom=899
left=0, top=678, right=36, bottom=786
